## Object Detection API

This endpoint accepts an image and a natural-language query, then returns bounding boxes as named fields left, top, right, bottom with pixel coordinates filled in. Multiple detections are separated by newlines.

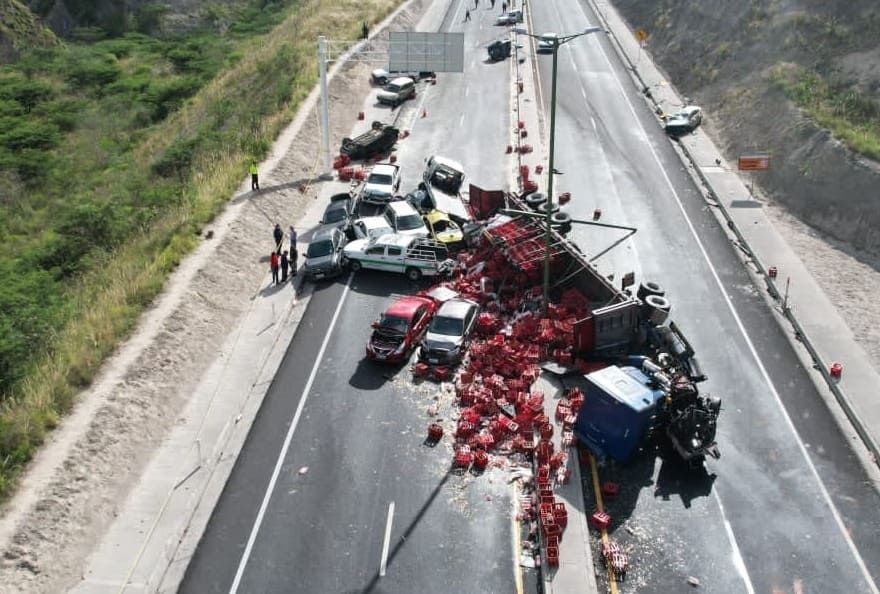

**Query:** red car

left=367, top=295, right=439, bottom=363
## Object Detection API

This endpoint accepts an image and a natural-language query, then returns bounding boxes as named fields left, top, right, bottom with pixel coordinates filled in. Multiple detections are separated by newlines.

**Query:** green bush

left=64, top=50, right=122, bottom=89
left=152, top=136, right=199, bottom=179
left=0, top=119, right=61, bottom=151
left=0, top=75, right=54, bottom=111
left=144, top=76, right=201, bottom=121
left=0, top=260, right=67, bottom=395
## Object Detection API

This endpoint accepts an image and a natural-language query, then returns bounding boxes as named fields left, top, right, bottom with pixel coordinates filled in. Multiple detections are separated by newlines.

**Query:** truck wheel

left=550, top=211, right=572, bottom=227
left=406, top=267, right=422, bottom=281
left=349, top=259, right=362, bottom=272
left=371, top=120, right=383, bottom=130
left=637, top=280, right=665, bottom=301
left=536, top=201, right=560, bottom=215
left=642, top=294, right=671, bottom=325
left=525, top=192, right=546, bottom=210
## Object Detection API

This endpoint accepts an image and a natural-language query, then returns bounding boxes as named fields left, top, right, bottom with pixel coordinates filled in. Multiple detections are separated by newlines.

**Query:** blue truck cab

left=574, top=365, right=665, bottom=462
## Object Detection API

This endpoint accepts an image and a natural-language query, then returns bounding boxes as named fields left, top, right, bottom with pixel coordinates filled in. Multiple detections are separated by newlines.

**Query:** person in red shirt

left=270, top=251, right=280, bottom=285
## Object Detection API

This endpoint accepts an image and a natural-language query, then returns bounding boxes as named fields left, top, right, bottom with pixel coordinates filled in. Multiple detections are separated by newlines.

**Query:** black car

left=320, top=193, right=354, bottom=234
left=340, top=121, right=400, bottom=160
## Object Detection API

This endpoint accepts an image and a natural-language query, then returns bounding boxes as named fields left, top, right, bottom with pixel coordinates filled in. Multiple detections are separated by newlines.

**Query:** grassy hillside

left=0, top=0, right=58, bottom=61
left=0, top=0, right=400, bottom=499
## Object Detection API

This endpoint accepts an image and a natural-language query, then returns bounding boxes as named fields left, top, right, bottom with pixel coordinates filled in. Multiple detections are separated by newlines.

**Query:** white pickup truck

left=343, top=233, right=455, bottom=281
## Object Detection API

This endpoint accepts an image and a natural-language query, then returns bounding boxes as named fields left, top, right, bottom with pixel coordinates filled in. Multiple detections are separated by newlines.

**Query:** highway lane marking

left=574, top=2, right=880, bottom=591
left=227, top=273, right=354, bottom=594
left=589, top=454, right=618, bottom=594
left=379, top=501, right=395, bottom=577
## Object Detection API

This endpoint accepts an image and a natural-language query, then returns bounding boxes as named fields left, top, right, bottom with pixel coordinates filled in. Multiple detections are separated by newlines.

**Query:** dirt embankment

left=611, top=0, right=880, bottom=365
left=611, top=0, right=880, bottom=252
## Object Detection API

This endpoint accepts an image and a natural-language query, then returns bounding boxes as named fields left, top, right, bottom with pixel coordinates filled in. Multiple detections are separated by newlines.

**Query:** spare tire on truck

left=525, top=192, right=547, bottom=210
left=636, top=280, right=665, bottom=301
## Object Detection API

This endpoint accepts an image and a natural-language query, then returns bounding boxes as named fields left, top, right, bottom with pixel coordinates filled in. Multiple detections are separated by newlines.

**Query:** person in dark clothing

left=280, top=250, right=290, bottom=282
left=502, top=1, right=507, bottom=12
left=362, top=21, right=369, bottom=39
left=490, top=0, right=495, bottom=8
left=464, top=8, right=471, bottom=21
left=270, top=251, right=280, bottom=285
left=289, top=225, right=298, bottom=276
left=474, top=0, right=478, bottom=8
left=273, top=223, right=283, bottom=250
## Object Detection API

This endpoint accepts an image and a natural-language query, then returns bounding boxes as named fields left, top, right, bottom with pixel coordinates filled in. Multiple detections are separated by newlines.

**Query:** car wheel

left=406, top=267, right=422, bottom=281
left=349, top=259, right=362, bottom=272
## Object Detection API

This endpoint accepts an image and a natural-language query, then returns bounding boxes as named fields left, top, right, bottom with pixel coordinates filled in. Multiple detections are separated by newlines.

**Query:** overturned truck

left=467, top=187, right=721, bottom=465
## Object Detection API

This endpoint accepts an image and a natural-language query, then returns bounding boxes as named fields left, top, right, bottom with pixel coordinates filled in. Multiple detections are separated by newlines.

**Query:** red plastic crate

left=427, top=423, right=443, bottom=442
left=591, top=510, right=612, bottom=531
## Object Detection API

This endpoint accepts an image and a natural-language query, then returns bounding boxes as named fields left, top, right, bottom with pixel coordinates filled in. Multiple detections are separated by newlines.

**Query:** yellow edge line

left=590, top=453, right=619, bottom=594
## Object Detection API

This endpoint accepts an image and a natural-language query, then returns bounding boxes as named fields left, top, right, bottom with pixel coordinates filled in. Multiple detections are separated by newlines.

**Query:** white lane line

left=577, top=3, right=880, bottom=591
left=716, top=493, right=756, bottom=594
left=379, top=501, right=395, bottom=577
left=228, top=274, right=354, bottom=594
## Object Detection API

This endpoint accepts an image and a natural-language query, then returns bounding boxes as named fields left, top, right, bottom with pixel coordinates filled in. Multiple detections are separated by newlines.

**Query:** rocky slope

left=612, top=0, right=880, bottom=255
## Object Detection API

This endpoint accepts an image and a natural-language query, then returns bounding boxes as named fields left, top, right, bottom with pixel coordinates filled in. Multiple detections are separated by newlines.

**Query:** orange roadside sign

left=635, top=29, right=648, bottom=42
left=738, top=154, right=770, bottom=171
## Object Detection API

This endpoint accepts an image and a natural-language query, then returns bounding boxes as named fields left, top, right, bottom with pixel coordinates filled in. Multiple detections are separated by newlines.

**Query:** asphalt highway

left=180, top=0, right=880, bottom=593
left=528, top=0, right=880, bottom=591
left=180, top=3, right=531, bottom=593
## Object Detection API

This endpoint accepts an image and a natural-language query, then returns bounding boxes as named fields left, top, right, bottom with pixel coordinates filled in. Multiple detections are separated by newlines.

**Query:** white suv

left=361, top=163, right=401, bottom=205
left=383, top=201, right=428, bottom=237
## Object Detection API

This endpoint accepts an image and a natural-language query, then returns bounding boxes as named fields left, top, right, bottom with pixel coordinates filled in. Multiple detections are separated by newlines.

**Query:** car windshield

left=324, top=208, right=345, bottom=223
left=377, top=314, right=409, bottom=333
left=307, top=239, right=333, bottom=258
left=385, top=83, right=402, bottom=92
left=368, top=173, right=393, bottom=185
left=430, top=315, right=464, bottom=337
left=397, top=214, right=423, bottom=230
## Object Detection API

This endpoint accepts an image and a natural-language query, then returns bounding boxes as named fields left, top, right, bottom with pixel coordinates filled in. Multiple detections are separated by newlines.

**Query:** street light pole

left=515, top=26, right=603, bottom=316
left=543, top=37, right=559, bottom=317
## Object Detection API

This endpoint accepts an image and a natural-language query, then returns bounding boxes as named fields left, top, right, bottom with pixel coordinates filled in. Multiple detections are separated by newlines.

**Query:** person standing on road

left=289, top=226, right=298, bottom=275
left=270, top=251, right=280, bottom=285
left=250, top=160, right=259, bottom=191
left=490, top=0, right=495, bottom=9
left=465, top=8, right=471, bottom=21
left=502, top=1, right=507, bottom=13
left=273, top=223, right=284, bottom=251
left=280, top=250, right=290, bottom=283
left=474, top=0, right=478, bottom=8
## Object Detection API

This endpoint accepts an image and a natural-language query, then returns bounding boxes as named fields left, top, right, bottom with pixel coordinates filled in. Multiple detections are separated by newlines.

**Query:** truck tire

left=550, top=211, right=572, bottom=227
left=642, top=294, right=671, bottom=325
left=525, top=192, right=546, bottom=210
left=636, top=280, right=665, bottom=301
left=348, top=259, right=362, bottom=272
left=536, top=201, right=560, bottom=215
left=406, top=267, right=422, bottom=281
